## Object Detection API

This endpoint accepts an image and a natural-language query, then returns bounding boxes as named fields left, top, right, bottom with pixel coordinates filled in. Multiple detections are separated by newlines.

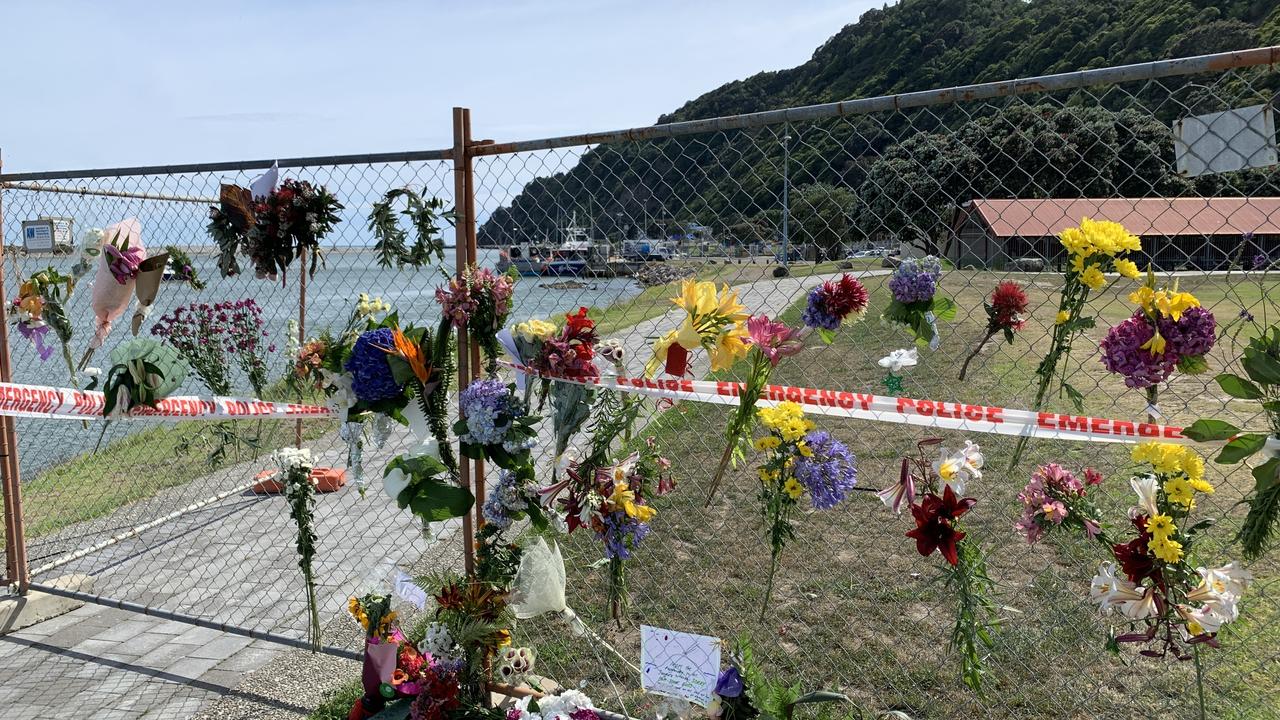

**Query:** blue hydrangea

left=345, top=328, right=404, bottom=403
left=482, top=469, right=529, bottom=529
left=794, top=430, right=857, bottom=510
left=801, top=287, right=841, bottom=330
left=459, top=378, right=519, bottom=446
left=888, top=256, right=942, bottom=304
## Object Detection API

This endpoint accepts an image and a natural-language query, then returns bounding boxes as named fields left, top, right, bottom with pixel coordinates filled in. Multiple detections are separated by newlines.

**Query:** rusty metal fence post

left=453, top=107, right=477, bottom=576
left=0, top=149, right=29, bottom=594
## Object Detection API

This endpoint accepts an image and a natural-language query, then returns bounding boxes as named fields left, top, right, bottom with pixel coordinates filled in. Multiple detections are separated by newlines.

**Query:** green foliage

left=368, top=188, right=453, bottom=269
left=944, top=536, right=998, bottom=696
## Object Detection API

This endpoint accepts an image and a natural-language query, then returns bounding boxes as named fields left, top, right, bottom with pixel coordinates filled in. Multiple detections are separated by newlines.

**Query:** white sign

left=393, top=571, right=428, bottom=610
left=22, top=222, right=54, bottom=252
left=640, top=625, right=721, bottom=706
left=1174, top=104, right=1278, bottom=177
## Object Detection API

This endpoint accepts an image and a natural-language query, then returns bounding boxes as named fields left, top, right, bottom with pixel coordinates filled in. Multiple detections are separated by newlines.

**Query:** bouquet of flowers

left=1102, top=275, right=1215, bottom=419
left=161, top=246, right=205, bottom=289
left=348, top=592, right=403, bottom=718
left=506, top=690, right=600, bottom=720
left=482, top=465, right=549, bottom=534
left=427, top=575, right=515, bottom=704
left=959, top=281, right=1029, bottom=381
left=151, top=299, right=275, bottom=397
left=11, top=267, right=78, bottom=382
left=508, top=317, right=558, bottom=405
left=881, top=256, right=956, bottom=350
left=801, top=273, right=869, bottom=343
left=752, top=403, right=855, bottom=616
left=534, top=308, right=600, bottom=465
left=876, top=438, right=995, bottom=693
left=368, top=187, right=452, bottom=269
left=277, top=447, right=322, bottom=652
left=1184, top=321, right=1280, bottom=560
left=708, top=638, right=849, bottom=720
left=646, top=280, right=749, bottom=378
left=707, top=315, right=805, bottom=504
left=98, top=338, right=190, bottom=419
left=455, top=378, right=538, bottom=470
left=437, top=265, right=516, bottom=374
left=1013, top=463, right=1105, bottom=544
left=243, top=178, right=343, bottom=283
left=1011, top=218, right=1142, bottom=468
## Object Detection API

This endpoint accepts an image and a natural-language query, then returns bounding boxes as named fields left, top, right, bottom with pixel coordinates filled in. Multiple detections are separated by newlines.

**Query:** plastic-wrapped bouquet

left=98, top=338, right=190, bottom=419
left=437, top=265, right=516, bottom=373
left=1101, top=274, right=1215, bottom=418
left=876, top=438, right=995, bottom=693
left=11, top=267, right=77, bottom=382
left=455, top=378, right=538, bottom=470
left=646, top=279, right=749, bottom=377
left=708, top=314, right=806, bottom=503
left=1012, top=218, right=1142, bottom=468
left=534, top=308, right=600, bottom=465
left=801, top=273, right=869, bottom=343
left=959, top=281, right=1029, bottom=381
left=753, top=402, right=856, bottom=616
left=881, top=255, right=956, bottom=350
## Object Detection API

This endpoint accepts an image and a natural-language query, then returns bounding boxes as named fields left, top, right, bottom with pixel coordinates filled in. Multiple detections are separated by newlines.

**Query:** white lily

left=1128, top=474, right=1160, bottom=519
left=1121, top=586, right=1159, bottom=620
left=878, top=348, right=918, bottom=374
left=1177, top=595, right=1238, bottom=634
left=932, top=440, right=982, bottom=496
left=1089, top=562, right=1141, bottom=610
left=1192, top=562, right=1252, bottom=600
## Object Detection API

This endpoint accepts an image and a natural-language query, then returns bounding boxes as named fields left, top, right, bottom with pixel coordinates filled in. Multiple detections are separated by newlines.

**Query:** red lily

left=905, top=486, right=976, bottom=566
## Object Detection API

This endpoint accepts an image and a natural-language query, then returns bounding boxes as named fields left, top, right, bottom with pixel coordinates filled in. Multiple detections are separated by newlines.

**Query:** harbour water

left=9, top=248, right=643, bottom=476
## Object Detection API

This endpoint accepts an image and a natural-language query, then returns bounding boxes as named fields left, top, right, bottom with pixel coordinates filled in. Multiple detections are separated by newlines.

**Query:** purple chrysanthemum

left=345, top=328, right=404, bottom=403
left=1100, top=313, right=1177, bottom=389
left=794, top=430, right=857, bottom=510
left=887, top=256, right=942, bottom=304
left=1158, top=305, right=1216, bottom=359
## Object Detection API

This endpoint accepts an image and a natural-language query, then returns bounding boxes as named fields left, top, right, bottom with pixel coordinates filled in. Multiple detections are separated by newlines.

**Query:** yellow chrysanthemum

left=1151, top=536, right=1184, bottom=564
left=783, top=478, right=804, bottom=499
left=798, top=442, right=814, bottom=458
left=754, top=435, right=781, bottom=452
left=1055, top=310, right=1071, bottom=325
left=1114, top=259, right=1141, bottom=279
left=1188, top=476, right=1215, bottom=495
left=1165, top=476, right=1195, bottom=509
left=1146, top=514, right=1176, bottom=539
left=1079, top=265, right=1106, bottom=291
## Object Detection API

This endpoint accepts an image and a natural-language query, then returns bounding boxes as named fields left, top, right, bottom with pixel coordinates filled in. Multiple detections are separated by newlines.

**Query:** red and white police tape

left=0, top=380, right=332, bottom=421
left=505, top=362, right=1188, bottom=445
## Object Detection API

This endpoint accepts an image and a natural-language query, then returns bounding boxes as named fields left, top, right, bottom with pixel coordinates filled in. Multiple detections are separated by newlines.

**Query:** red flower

left=988, top=281, right=1029, bottom=331
left=825, top=274, right=869, bottom=318
left=1083, top=467, right=1104, bottom=486
left=905, top=486, right=976, bottom=565
left=1113, top=516, right=1157, bottom=584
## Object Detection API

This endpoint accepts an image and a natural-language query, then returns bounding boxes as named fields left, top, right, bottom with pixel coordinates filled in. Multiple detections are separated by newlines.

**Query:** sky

left=0, top=1, right=884, bottom=174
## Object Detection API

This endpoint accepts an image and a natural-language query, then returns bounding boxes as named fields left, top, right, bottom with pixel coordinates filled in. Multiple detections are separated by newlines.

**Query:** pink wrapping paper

left=89, top=218, right=145, bottom=349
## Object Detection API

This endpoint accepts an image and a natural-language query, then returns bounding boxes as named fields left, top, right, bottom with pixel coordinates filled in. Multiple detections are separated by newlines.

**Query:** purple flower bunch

left=345, top=328, right=405, bottom=403
left=597, top=511, right=651, bottom=560
left=482, top=469, right=536, bottom=529
left=1014, top=463, right=1103, bottom=545
left=794, top=430, right=858, bottom=509
left=458, top=378, right=531, bottom=452
left=1101, top=307, right=1217, bottom=389
left=152, top=299, right=274, bottom=396
left=888, top=256, right=943, bottom=304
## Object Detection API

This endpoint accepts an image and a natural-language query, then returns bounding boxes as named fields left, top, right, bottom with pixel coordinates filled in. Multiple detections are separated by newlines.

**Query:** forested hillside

left=479, top=0, right=1280, bottom=250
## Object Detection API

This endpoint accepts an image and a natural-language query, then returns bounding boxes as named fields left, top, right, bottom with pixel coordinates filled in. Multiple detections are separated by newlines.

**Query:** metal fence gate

left=3, top=47, right=1280, bottom=719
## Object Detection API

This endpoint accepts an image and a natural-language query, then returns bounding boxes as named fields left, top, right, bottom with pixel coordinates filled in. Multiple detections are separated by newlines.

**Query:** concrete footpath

left=1, top=268, right=877, bottom=719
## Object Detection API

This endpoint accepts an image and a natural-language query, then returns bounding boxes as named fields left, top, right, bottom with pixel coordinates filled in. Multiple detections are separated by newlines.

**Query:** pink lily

left=877, top=458, right=916, bottom=515
left=746, top=314, right=805, bottom=366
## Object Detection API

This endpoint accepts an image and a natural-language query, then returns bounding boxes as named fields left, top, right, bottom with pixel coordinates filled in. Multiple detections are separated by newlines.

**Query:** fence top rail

left=0, top=147, right=453, bottom=183
left=471, top=45, right=1280, bottom=156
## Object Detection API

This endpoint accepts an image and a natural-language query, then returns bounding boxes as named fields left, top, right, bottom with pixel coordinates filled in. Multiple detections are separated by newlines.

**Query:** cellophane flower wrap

left=535, top=307, right=599, bottom=465
left=437, top=265, right=516, bottom=374
left=510, top=317, right=558, bottom=405
left=1011, top=218, right=1143, bottom=468
left=959, top=281, right=1029, bottom=381
left=753, top=402, right=855, bottom=616
left=802, top=273, right=869, bottom=343
left=242, top=178, right=343, bottom=283
left=645, top=279, right=749, bottom=378
left=1085, top=442, right=1250, bottom=672
left=12, top=267, right=78, bottom=382
left=1101, top=273, right=1215, bottom=418
left=878, top=438, right=995, bottom=693
left=708, top=314, right=805, bottom=502
left=881, top=255, right=956, bottom=350
left=455, top=378, right=538, bottom=470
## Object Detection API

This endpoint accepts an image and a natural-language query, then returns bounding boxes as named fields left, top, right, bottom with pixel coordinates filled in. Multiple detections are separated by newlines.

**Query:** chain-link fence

left=3, top=47, right=1280, bottom=719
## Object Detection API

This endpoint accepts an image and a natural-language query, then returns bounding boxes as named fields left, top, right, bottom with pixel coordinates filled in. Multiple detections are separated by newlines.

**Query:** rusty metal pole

left=452, top=109, right=476, bottom=577
left=295, top=246, right=307, bottom=447
left=0, top=150, right=30, bottom=594
left=462, top=109, right=487, bottom=534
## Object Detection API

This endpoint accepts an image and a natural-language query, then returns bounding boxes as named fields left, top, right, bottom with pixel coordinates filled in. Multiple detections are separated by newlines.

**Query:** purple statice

left=794, top=430, right=857, bottom=509
left=597, top=511, right=650, bottom=560
left=345, top=328, right=404, bottom=403
left=887, top=256, right=942, bottom=304
left=1100, top=312, right=1179, bottom=389
left=1158, top=305, right=1216, bottom=359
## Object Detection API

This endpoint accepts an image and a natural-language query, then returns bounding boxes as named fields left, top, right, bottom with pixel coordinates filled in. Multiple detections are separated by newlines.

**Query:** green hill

left=479, top=0, right=1280, bottom=249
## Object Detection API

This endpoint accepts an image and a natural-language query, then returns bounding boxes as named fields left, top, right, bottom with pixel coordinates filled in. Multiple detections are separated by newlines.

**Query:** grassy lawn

left=505, top=268, right=1279, bottom=719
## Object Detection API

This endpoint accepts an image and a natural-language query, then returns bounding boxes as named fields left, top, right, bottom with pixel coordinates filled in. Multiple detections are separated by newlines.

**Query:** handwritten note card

left=640, top=625, right=721, bottom=706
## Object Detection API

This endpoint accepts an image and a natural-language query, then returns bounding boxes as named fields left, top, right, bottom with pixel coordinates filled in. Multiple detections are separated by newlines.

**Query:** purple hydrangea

left=1158, top=306, right=1216, bottom=359
left=597, top=511, right=650, bottom=560
left=482, top=469, right=529, bottom=529
left=888, top=256, right=942, bottom=304
left=345, top=328, right=405, bottom=403
left=458, top=378, right=522, bottom=447
left=1100, top=313, right=1178, bottom=389
left=801, top=287, right=841, bottom=330
left=794, top=430, right=857, bottom=510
